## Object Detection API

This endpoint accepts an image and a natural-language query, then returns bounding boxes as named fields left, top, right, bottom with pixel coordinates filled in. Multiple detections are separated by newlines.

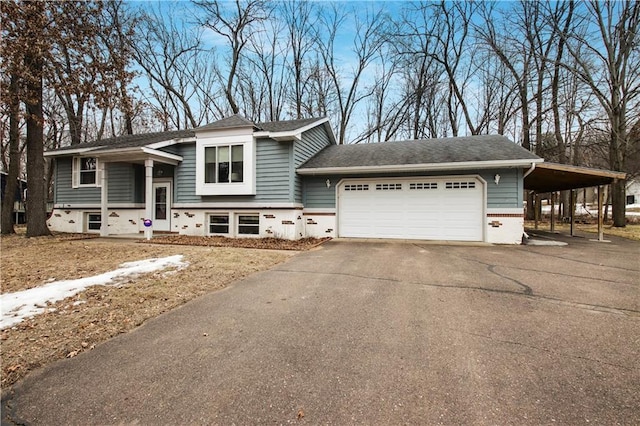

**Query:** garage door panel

left=339, top=178, right=483, bottom=241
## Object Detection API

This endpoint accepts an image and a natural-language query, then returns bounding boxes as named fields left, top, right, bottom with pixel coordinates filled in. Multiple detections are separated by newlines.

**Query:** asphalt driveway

left=2, top=235, right=639, bottom=425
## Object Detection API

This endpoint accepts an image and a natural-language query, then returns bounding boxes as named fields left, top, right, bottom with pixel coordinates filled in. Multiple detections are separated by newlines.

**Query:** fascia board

left=90, top=147, right=183, bottom=165
left=44, top=147, right=98, bottom=157
left=253, top=118, right=330, bottom=142
left=297, top=158, right=544, bottom=175
left=140, top=147, right=183, bottom=162
left=147, top=137, right=196, bottom=149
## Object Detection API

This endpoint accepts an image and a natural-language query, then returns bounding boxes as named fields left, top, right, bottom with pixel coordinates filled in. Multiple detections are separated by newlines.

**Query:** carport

left=523, top=162, right=627, bottom=240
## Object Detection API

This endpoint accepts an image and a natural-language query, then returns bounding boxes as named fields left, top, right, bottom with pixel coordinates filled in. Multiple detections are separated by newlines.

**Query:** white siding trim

left=173, top=202, right=304, bottom=209
left=53, top=203, right=144, bottom=209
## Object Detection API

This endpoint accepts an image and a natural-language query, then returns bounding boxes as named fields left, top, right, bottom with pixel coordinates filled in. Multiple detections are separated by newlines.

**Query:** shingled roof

left=259, top=117, right=325, bottom=132
left=196, top=114, right=257, bottom=131
left=298, top=135, right=541, bottom=171
left=47, top=115, right=328, bottom=154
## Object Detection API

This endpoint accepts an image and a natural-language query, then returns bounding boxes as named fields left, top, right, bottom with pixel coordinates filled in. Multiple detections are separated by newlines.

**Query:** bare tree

left=193, top=0, right=270, bottom=115
left=280, top=0, right=319, bottom=119
left=317, top=4, right=388, bottom=144
left=559, top=1, right=640, bottom=226
left=133, top=7, right=205, bottom=129
left=475, top=2, right=536, bottom=152
left=243, top=16, right=288, bottom=122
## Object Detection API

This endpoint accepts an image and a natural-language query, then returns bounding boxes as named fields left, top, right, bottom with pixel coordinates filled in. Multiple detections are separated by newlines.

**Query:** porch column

left=145, top=159, right=154, bottom=240
left=100, top=163, right=109, bottom=237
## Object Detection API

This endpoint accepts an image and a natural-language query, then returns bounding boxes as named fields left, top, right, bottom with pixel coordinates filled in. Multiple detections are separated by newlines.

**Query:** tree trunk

left=611, top=179, right=626, bottom=227
left=24, top=4, right=51, bottom=237
left=1, top=73, right=21, bottom=235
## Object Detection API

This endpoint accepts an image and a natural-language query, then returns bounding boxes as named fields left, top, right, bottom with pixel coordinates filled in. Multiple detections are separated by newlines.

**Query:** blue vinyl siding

left=479, top=169, right=523, bottom=208
left=174, top=144, right=197, bottom=203
left=302, top=169, right=523, bottom=209
left=54, top=157, right=138, bottom=204
left=174, top=139, right=293, bottom=204
left=256, top=138, right=292, bottom=202
left=293, top=126, right=332, bottom=203
left=303, top=176, right=336, bottom=208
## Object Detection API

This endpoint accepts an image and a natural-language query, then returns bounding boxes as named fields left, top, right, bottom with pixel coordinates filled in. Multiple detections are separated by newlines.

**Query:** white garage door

left=338, top=177, right=484, bottom=241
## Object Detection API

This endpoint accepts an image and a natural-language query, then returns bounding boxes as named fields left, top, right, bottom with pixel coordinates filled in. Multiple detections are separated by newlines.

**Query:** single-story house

left=45, top=115, right=544, bottom=244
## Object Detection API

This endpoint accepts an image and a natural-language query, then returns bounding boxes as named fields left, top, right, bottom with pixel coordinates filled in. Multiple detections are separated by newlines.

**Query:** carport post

left=597, top=185, right=604, bottom=241
left=570, top=189, right=575, bottom=237
left=534, top=193, right=540, bottom=230
left=550, top=192, right=556, bottom=233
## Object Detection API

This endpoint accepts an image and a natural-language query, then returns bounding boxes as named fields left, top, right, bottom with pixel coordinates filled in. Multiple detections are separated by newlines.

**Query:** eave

left=91, top=147, right=183, bottom=165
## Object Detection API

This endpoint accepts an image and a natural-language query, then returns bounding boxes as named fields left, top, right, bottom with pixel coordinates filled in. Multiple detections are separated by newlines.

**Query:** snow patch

left=0, top=255, right=188, bottom=330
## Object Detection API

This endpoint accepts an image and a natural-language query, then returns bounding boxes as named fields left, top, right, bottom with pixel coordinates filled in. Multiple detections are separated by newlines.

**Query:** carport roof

left=524, top=162, right=627, bottom=192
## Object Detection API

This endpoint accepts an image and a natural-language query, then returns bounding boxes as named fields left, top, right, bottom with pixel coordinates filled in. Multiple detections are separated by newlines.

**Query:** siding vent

left=409, top=182, right=438, bottom=190
left=445, top=181, right=476, bottom=189
left=376, top=183, right=402, bottom=190
left=344, top=184, right=369, bottom=191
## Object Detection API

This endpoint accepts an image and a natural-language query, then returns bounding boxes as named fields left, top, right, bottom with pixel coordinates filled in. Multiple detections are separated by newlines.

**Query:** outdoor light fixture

left=326, top=179, right=331, bottom=188
left=494, top=174, right=501, bottom=185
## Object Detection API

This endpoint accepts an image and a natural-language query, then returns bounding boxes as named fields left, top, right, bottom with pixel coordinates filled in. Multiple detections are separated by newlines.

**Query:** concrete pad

left=2, top=238, right=639, bottom=425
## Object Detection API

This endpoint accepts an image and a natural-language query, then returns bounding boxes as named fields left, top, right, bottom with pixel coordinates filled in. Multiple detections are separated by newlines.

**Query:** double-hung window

left=72, top=157, right=100, bottom=188
left=204, top=145, right=244, bottom=183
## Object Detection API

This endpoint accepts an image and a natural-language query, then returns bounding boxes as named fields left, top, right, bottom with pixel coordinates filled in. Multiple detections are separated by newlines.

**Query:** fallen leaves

left=140, top=235, right=330, bottom=251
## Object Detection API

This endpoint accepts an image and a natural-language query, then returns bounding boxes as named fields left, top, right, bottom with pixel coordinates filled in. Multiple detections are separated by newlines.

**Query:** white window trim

left=85, top=212, right=102, bottom=233
left=195, top=128, right=256, bottom=196
left=72, top=156, right=102, bottom=188
left=236, top=213, right=260, bottom=237
left=207, top=212, right=231, bottom=236
left=206, top=212, right=262, bottom=238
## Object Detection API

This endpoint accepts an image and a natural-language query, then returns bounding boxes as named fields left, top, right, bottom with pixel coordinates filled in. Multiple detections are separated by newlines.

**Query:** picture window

left=204, top=145, right=244, bottom=184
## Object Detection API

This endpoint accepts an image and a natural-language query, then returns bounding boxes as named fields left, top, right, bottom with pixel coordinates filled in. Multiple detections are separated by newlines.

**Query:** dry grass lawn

left=525, top=220, right=640, bottom=241
left=0, top=231, right=313, bottom=388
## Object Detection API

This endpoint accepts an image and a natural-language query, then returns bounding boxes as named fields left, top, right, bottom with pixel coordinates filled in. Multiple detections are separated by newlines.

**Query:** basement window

left=209, top=214, right=230, bottom=235
left=238, top=214, right=259, bottom=235
left=86, top=213, right=101, bottom=232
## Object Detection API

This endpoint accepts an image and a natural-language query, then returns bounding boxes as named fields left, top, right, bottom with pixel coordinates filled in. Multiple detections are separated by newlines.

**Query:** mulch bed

left=141, top=235, right=331, bottom=250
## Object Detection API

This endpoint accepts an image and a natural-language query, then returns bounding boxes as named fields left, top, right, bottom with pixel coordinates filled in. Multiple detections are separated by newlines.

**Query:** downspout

left=523, top=162, right=536, bottom=179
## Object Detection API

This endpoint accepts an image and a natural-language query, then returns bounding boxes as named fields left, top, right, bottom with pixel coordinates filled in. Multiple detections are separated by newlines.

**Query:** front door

left=152, top=181, right=171, bottom=231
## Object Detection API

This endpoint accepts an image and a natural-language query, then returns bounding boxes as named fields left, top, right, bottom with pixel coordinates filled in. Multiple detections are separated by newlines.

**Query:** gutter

left=297, top=158, right=544, bottom=175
